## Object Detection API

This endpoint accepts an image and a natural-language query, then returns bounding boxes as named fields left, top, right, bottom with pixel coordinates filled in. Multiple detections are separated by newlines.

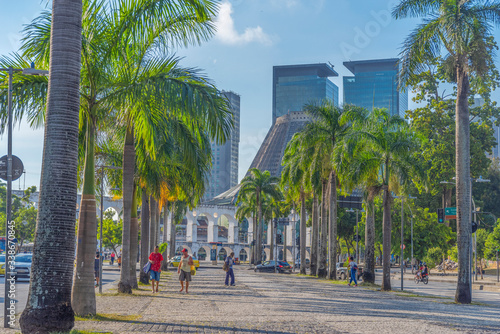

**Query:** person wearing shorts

left=178, top=248, right=193, bottom=294
left=149, top=246, right=164, bottom=293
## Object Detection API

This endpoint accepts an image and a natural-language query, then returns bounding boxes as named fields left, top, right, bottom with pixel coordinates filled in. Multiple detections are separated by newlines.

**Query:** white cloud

left=215, top=1, right=272, bottom=46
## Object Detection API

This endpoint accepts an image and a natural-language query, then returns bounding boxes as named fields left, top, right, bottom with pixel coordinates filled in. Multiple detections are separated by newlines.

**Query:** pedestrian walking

left=348, top=256, right=358, bottom=287
left=110, top=251, right=115, bottom=265
left=225, top=252, right=235, bottom=286
left=94, top=252, right=100, bottom=288
left=149, top=245, right=164, bottom=293
left=178, top=248, right=193, bottom=294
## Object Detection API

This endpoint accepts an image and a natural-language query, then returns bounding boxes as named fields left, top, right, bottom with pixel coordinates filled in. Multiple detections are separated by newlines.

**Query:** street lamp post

left=291, top=208, right=296, bottom=272
left=0, top=65, right=48, bottom=328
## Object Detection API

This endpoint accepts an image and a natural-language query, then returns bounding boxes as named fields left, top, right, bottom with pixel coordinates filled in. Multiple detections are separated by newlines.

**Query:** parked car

left=12, top=253, right=32, bottom=280
left=168, top=255, right=200, bottom=268
left=254, top=260, right=292, bottom=273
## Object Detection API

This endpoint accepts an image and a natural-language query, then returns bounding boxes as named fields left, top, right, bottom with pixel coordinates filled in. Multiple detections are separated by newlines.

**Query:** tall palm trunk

left=251, top=214, right=257, bottom=265
left=161, top=204, right=169, bottom=270
left=299, top=191, right=307, bottom=275
left=328, top=171, right=337, bottom=280
left=72, top=120, right=97, bottom=316
left=150, top=197, right=157, bottom=249
left=118, top=126, right=134, bottom=293
left=310, top=193, right=319, bottom=276
left=455, top=62, right=472, bottom=304
left=129, top=183, right=138, bottom=289
left=168, top=206, right=176, bottom=260
left=269, top=218, right=274, bottom=261
left=139, top=189, right=150, bottom=284
left=257, top=191, right=262, bottom=264
left=363, top=196, right=376, bottom=283
left=381, top=185, right=392, bottom=291
left=318, top=179, right=328, bottom=278
left=20, top=0, right=82, bottom=331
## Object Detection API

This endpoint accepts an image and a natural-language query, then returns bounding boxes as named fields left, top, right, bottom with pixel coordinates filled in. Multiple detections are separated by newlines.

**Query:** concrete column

left=286, top=225, right=293, bottom=246
left=306, top=227, right=311, bottom=247
left=208, top=220, right=218, bottom=243
left=228, top=220, right=238, bottom=244
left=267, top=222, right=272, bottom=245
left=247, top=218, right=254, bottom=244
left=186, top=218, right=197, bottom=242
left=166, top=213, right=172, bottom=241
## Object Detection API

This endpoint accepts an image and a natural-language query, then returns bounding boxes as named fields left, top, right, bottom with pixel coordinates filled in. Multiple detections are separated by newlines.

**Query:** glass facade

left=273, top=64, right=339, bottom=124
left=343, top=59, right=408, bottom=118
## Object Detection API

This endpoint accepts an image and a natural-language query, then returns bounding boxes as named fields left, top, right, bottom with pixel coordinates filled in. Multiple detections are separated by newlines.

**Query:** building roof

left=273, top=63, right=338, bottom=78
left=201, top=184, right=241, bottom=206
left=343, top=58, right=399, bottom=74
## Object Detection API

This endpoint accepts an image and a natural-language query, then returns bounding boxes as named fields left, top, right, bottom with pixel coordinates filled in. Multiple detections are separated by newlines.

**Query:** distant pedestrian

left=94, top=252, right=100, bottom=288
left=178, top=248, right=193, bottom=294
left=149, top=245, right=164, bottom=293
left=348, top=256, right=358, bottom=287
left=225, top=252, right=235, bottom=287
left=110, top=252, right=115, bottom=265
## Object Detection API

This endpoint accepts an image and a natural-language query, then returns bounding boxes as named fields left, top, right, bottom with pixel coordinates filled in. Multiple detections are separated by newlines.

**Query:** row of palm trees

left=238, top=102, right=422, bottom=289
left=0, top=0, right=232, bottom=332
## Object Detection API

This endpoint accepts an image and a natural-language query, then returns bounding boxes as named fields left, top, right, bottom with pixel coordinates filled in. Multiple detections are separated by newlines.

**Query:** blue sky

left=1, top=0, right=499, bottom=189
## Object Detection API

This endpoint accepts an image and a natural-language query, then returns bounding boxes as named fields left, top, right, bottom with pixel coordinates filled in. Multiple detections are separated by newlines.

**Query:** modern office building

left=273, top=63, right=339, bottom=124
left=343, top=58, right=408, bottom=117
left=250, top=63, right=338, bottom=177
left=204, top=91, right=240, bottom=200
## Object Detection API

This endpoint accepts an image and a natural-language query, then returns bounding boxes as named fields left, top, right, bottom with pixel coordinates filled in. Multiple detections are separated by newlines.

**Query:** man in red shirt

left=149, top=245, right=164, bottom=293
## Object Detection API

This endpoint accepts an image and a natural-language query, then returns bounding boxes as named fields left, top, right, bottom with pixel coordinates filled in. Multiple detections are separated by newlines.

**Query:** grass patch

left=75, top=313, right=141, bottom=322
left=138, top=281, right=150, bottom=286
left=394, top=292, right=450, bottom=300
left=293, top=274, right=317, bottom=278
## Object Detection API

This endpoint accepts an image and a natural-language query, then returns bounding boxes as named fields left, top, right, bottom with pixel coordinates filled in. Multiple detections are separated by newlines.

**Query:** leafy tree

left=423, top=247, right=444, bottom=272
left=485, top=221, right=500, bottom=260
left=101, top=212, right=122, bottom=255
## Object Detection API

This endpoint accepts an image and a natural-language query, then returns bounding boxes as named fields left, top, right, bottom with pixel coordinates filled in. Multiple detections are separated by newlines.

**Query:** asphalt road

left=0, top=269, right=121, bottom=317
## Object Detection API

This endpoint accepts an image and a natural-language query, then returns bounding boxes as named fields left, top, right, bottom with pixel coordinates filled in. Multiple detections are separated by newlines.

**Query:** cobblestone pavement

left=71, top=266, right=500, bottom=334
left=2, top=266, right=499, bottom=333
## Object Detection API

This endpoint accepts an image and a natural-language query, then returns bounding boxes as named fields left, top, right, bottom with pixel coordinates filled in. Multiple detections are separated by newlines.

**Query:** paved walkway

left=71, top=266, right=500, bottom=334
left=2, top=266, right=500, bottom=333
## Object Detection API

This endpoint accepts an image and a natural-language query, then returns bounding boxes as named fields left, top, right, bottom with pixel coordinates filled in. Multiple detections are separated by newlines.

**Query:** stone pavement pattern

left=73, top=267, right=500, bottom=334
left=2, top=266, right=500, bottom=333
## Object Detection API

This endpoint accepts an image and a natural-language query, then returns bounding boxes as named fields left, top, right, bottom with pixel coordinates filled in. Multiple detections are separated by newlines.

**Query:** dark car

left=12, top=253, right=32, bottom=280
left=254, top=260, right=292, bottom=273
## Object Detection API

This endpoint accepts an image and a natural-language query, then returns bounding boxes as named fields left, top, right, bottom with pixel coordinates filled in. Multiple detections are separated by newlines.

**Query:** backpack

left=222, top=258, right=230, bottom=271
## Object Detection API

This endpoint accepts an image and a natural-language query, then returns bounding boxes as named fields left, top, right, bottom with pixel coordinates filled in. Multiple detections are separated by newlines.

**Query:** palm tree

left=281, top=132, right=309, bottom=274
left=352, top=108, right=422, bottom=290
left=393, top=0, right=500, bottom=303
left=18, top=0, right=82, bottom=332
left=238, top=169, right=282, bottom=264
left=236, top=192, right=258, bottom=264
left=300, top=101, right=363, bottom=279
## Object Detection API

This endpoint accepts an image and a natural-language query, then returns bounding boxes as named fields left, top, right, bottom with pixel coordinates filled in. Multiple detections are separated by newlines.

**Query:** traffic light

left=276, top=234, right=282, bottom=244
left=437, top=208, right=444, bottom=224
left=472, top=221, right=478, bottom=233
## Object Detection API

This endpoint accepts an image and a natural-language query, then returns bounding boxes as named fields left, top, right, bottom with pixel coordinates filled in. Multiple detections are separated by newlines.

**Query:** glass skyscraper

left=204, top=91, right=240, bottom=200
left=343, top=58, right=408, bottom=117
left=273, top=63, right=339, bottom=124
